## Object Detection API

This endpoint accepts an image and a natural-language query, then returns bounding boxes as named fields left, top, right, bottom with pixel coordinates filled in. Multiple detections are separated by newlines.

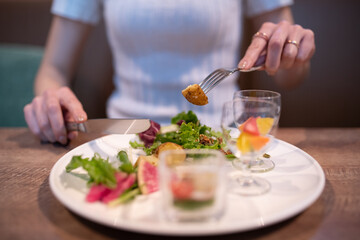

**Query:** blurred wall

left=0, top=0, right=113, bottom=123
left=0, top=0, right=52, bottom=46
left=0, top=0, right=359, bottom=127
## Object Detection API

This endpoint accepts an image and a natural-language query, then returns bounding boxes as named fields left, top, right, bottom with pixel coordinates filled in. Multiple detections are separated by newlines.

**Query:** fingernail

left=77, top=115, right=85, bottom=122
left=240, top=61, right=247, bottom=69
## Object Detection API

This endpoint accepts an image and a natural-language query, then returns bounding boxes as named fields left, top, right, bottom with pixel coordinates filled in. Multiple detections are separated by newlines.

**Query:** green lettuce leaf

left=66, top=153, right=117, bottom=188
left=171, top=110, right=198, bottom=124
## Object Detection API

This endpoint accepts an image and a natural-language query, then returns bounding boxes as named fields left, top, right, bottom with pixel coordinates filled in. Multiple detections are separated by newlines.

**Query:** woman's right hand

left=24, top=87, right=87, bottom=145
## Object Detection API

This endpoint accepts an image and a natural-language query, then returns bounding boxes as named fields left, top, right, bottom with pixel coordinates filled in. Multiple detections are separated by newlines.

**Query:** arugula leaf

left=178, top=122, right=200, bottom=147
left=66, top=153, right=117, bottom=189
left=65, top=155, right=89, bottom=172
left=171, top=110, right=198, bottom=124
left=130, top=111, right=229, bottom=156
left=155, top=131, right=181, bottom=144
left=108, top=187, right=141, bottom=206
left=141, top=121, right=223, bottom=154
left=144, top=141, right=161, bottom=155
left=129, top=141, right=144, bottom=148
left=117, top=150, right=134, bottom=173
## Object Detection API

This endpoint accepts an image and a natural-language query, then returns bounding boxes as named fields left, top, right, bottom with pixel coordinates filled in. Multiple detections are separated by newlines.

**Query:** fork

left=199, top=55, right=266, bottom=94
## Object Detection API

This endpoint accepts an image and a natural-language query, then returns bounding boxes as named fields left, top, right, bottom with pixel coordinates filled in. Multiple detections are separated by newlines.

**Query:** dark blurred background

left=0, top=0, right=359, bottom=127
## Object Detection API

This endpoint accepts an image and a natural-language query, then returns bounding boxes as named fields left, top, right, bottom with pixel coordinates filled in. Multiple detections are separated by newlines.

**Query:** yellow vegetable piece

left=236, top=132, right=270, bottom=153
left=236, top=132, right=251, bottom=154
left=256, top=117, right=274, bottom=135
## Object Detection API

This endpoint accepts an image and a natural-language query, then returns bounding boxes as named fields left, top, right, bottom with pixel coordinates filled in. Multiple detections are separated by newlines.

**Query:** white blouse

left=52, top=0, right=293, bottom=126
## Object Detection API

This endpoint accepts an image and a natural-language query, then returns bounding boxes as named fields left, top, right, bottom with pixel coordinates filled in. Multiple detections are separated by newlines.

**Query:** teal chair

left=0, top=44, right=43, bottom=127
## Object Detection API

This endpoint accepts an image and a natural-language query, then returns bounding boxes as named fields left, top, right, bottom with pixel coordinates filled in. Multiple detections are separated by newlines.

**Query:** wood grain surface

left=0, top=128, right=359, bottom=240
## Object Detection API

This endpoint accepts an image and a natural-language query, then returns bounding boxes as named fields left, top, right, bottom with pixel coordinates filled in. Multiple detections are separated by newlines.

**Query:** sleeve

left=244, top=0, right=294, bottom=18
left=51, top=0, right=102, bottom=25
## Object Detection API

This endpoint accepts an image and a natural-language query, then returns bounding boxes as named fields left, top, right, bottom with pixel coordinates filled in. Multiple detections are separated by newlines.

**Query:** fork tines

left=199, top=69, right=230, bottom=94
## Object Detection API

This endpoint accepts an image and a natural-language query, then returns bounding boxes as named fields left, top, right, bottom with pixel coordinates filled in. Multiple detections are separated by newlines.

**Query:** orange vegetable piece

left=249, top=135, right=270, bottom=151
left=237, top=132, right=270, bottom=153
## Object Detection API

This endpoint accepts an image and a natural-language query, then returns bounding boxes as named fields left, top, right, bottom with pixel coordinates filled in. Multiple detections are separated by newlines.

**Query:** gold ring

left=253, top=31, right=269, bottom=41
left=286, top=40, right=299, bottom=49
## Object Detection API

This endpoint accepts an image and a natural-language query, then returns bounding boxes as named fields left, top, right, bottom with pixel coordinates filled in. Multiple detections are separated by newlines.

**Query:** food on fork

left=182, top=84, right=208, bottom=106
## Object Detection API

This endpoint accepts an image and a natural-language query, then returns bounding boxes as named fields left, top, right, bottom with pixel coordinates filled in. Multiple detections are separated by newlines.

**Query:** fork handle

left=236, top=54, right=266, bottom=73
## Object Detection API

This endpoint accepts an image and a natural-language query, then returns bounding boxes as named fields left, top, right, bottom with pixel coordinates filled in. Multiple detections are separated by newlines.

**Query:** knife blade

left=66, top=119, right=151, bottom=135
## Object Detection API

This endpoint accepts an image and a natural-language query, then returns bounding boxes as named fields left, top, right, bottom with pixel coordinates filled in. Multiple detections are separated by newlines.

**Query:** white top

left=52, top=0, right=293, bottom=126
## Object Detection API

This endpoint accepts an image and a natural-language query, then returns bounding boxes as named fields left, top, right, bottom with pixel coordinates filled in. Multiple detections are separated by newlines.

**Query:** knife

left=66, top=119, right=151, bottom=135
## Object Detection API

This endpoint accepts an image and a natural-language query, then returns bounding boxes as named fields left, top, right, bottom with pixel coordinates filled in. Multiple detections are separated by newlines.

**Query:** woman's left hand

left=238, top=20, right=315, bottom=76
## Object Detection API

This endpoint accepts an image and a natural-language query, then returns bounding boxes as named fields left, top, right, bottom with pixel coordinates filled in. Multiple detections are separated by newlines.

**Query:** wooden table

left=1, top=128, right=359, bottom=240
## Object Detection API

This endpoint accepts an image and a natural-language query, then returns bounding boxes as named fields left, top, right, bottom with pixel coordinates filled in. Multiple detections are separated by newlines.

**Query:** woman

left=24, top=0, right=315, bottom=145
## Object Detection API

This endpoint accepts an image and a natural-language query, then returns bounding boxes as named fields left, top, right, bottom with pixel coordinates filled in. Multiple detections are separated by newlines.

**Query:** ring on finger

left=253, top=31, right=269, bottom=42
left=286, top=40, right=299, bottom=49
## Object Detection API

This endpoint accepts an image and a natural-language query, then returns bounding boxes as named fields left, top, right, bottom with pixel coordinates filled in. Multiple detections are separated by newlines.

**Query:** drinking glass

left=233, top=90, right=281, bottom=172
left=221, top=98, right=277, bottom=195
left=159, top=149, right=227, bottom=222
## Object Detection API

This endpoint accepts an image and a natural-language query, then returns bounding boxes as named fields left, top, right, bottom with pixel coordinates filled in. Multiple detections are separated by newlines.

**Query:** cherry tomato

left=170, top=180, right=193, bottom=200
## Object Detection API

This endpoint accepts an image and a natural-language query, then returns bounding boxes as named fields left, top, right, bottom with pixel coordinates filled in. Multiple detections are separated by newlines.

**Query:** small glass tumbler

left=159, top=149, right=227, bottom=222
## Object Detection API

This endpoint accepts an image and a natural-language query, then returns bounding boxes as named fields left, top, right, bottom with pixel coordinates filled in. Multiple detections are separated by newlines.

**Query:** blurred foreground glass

left=159, top=149, right=227, bottom=222
left=233, top=89, right=281, bottom=172
left=221, top=98, right=278, bottom=195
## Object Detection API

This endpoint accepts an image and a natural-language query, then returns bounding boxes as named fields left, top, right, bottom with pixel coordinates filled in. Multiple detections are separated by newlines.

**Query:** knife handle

left=66, top=122, right=87, bottom=132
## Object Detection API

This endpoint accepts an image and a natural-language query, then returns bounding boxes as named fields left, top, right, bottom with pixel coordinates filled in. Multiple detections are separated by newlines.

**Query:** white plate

left=49, top=134, right=325, bottom=236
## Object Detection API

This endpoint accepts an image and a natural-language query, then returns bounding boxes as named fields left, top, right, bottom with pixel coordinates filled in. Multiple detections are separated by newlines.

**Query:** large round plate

left=49, top=134, right=325, bottom=236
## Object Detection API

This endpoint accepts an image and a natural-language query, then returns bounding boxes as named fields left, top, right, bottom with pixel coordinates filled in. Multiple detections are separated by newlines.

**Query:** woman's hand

left=23, top=87, right=87, bottom=145
left=23, top=16, right=92, bottom=144
left=239, top=20, right=315, bottom=76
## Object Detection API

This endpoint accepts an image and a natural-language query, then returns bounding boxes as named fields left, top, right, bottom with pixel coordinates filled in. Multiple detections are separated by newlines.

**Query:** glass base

left=250, top=158, right=275, bottom=173
left=228, top=173, right=271, bottom=196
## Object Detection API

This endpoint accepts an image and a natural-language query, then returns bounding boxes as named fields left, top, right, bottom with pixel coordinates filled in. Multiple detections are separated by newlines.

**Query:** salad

left=65, top=111, right=232, bottom=206
left=130, top=111, right=230, bottom=156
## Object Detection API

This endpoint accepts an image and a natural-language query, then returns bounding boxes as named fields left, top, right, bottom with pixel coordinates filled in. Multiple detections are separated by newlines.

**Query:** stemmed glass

left=221, top=98, right=278, bottom=195
left=233, top=90, right=281, bottom=172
